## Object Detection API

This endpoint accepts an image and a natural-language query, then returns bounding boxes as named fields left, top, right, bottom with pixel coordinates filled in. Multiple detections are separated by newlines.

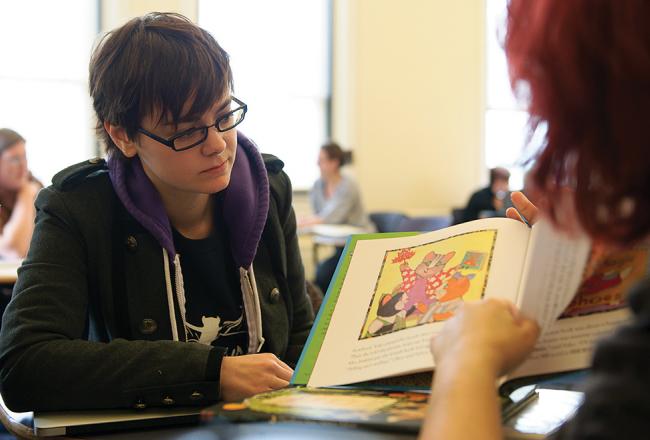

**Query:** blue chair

left=398, top=215, right=451, bottom=232
left=369, top=212, right=409, bottom=233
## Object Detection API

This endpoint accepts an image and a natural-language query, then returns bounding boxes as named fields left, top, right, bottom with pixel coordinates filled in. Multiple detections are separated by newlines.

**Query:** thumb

left=519, top=317, right=541, bottom=343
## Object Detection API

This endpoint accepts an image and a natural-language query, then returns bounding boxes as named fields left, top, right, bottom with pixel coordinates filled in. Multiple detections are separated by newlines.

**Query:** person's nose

left=200, top=127, right=228, bottom=156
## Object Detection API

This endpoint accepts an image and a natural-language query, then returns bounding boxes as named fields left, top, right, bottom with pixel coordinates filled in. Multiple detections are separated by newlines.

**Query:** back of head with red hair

left=506, top=0, right=650, bottom=245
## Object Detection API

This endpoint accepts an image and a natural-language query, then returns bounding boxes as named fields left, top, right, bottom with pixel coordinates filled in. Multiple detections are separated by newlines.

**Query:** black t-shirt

left=172, top=208, right=248, bottom=356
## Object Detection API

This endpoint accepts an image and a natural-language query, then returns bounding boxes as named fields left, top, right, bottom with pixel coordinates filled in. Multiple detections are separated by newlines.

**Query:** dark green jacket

left=0, top=155, right=313, bottom=412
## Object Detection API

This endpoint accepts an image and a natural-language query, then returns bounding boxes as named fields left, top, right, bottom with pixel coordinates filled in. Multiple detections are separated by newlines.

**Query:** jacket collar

left=107, top=132, right=269, bottom=268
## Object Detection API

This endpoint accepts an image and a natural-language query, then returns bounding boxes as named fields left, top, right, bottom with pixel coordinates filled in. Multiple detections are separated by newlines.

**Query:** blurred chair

left=0, top=394, right=34, bottom=439
left=451, top=207, right=466, bottom=225
left=369, top=212, right=451, bottom=233
left=305, top=280, right=324, bottom=315
left=369, top=212, right=409, bottom=233
left=398, top=215, right=451, bottom=232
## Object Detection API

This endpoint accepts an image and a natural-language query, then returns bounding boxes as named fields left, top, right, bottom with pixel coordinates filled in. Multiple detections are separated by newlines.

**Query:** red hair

left=506, top=0, right=650, bottom=245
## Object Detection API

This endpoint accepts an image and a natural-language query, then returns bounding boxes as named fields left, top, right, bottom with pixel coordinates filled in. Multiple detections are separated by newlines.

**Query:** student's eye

left=173, top=128, right=205, bottom=148
left=175, top=129, right=196, bottom=139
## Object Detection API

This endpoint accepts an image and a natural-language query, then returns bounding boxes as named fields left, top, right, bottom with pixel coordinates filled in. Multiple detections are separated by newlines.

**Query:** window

left=484, top=0, right=530, bottom=190
left=199, top=0, right=331, bottom=190
left=0, top=1, right=99, bottom=185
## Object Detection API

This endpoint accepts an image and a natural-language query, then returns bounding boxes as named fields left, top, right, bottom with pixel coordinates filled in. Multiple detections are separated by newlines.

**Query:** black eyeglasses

left=137, top=97, right=248, bottom=152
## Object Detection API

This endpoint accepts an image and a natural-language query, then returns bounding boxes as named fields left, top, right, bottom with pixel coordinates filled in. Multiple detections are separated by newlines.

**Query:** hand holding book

left=431, top=298, right=540, bottom=378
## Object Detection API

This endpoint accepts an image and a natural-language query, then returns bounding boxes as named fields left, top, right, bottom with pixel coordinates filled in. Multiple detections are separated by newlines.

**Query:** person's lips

left=201, top=160, right=228, bottom=174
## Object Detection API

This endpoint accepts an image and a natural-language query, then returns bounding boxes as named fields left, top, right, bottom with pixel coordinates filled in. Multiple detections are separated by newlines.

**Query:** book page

left=508, top=245, right=649, bottom=380
left=508, top=309, right=629, bottom=380
left=516, top=220, right=591, bottom=332
left=307, top=218, right=531, bottom=387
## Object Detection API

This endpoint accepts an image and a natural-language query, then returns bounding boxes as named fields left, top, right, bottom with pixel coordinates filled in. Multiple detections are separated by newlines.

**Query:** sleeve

left=274, top=171, right=315, bottom=365
left=0, top=187, right=220, bottom=412
left=316, top=178, right=360, bottom=224
left=548, top=321, right=650, bottom=439
left=461, top=191, right=483, bottom=223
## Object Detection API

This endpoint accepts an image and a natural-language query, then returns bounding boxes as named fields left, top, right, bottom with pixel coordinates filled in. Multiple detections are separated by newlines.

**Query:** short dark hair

left=0, top=128, right=25, bottom=154
left=89, top=12, right=233, bottom=155
left=506, top=0, right=650, bottom=245
left=321, top=141, right=352, bottom=167
left=489, top=167, right=510, bottom=185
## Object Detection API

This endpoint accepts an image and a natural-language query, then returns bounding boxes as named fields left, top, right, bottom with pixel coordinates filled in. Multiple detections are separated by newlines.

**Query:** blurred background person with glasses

left=0, top=13, right=313, bottom=412
left=0, top=128, right=41, bottom=260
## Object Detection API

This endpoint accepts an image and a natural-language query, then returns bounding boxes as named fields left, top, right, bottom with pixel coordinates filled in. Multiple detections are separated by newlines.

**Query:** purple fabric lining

left=107, top=155, right=175, bottom=257
left=225, top=133, right=270, bottom=268
left=106, top=132, right=269, bottom=267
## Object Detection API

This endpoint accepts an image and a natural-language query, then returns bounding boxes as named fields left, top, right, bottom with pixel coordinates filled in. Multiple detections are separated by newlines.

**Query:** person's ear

left=104, top=121, right=138, bottom=158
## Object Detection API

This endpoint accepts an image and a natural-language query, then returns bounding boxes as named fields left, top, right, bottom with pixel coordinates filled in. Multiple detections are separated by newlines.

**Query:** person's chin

left=204, top=174, right=232, bottom=194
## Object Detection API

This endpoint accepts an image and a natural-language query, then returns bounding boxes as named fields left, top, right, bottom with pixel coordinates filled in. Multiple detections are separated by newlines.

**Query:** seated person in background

left=0, top=128, right=41, bottom=259
left=299, top=142, right=372, bottom=294
left=459, top=166, right=510, bottom=223
left=0, top=13, right=313, bottom=412
left=421, top=0, right=650, bottom=438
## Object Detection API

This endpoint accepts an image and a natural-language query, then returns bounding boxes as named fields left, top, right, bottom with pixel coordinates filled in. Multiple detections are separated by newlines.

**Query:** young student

left=421, top=1, right=650, bottom=438
left=0, top=13, right=313, bottom=411
left=299, top=142, right=373, bottom=293
left=0, top=128, right=41, bottom=259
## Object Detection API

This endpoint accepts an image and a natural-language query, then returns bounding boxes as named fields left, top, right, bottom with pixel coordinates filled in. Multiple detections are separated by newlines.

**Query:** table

left=0, top=260, right=20, bottom=284
left=308, top=224, right=367, bottom=269
left=85, top=421, right=416, bottom=439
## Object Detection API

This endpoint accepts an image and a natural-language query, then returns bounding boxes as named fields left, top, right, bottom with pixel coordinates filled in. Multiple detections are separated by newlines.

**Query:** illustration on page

left=359, top=230, right=497, bottom=339
left=559, top=246, right=650, bottom=319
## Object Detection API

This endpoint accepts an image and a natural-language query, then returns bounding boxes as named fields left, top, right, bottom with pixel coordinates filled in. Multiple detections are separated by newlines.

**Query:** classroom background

left=0, top=0, right=528, bottom=279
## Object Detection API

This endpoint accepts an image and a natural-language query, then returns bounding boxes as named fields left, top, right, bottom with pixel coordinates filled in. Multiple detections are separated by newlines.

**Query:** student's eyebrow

left=162, top=99, right=232, bottom=127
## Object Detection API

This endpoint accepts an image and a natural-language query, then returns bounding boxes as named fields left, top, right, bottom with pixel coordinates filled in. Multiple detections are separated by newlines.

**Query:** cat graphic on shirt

left=186, top=312, right=246, bottom=354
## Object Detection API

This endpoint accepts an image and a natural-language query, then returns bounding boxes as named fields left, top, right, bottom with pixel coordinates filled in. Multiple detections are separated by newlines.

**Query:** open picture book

left=292, top=217, right=647, bottom=391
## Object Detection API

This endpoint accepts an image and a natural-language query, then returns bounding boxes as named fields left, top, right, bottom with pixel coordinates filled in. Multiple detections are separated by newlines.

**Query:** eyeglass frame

left=137, top=96, right=248, bottom=152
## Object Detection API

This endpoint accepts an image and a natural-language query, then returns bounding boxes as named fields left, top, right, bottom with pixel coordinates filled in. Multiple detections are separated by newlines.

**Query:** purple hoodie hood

left=107, top=132, right=269, bottom=268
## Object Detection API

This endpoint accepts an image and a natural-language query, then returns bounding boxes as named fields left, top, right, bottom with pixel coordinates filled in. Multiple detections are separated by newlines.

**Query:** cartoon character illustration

left=560, top=255, right=639, bottom=318
left=580, top=266, right=633, bottom=296
left=366, top=291, right=408, bottom=337
left=397, top=251, right=457, bottom=318
left=419, top=272, right=475, bottom=323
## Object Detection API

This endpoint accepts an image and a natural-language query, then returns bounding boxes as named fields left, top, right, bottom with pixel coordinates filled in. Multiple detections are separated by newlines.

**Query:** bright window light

left=198, top=0, right=331, bottom=190
left=0, top=1, right=98, bottom=185
left=485, top=0, right=531, bottom=190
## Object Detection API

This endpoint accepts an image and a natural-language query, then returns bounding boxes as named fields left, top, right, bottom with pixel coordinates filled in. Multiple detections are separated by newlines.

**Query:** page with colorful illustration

left=298, top=218, right=532, bottom=388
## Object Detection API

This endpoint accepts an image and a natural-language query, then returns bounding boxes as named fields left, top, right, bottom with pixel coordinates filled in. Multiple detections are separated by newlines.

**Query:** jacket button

left=88, top=157, right=103, bottom=164
left=162, top=396, right=175, bottom=406
left=269, top=288, right=281, bottom=304
left=139, top=319, right=158, bottom=335
left=134, top=400, right=147, bottom=410
left=125, top=235, right=138, bottom=252
left=189, top=391, right=204, bottom=401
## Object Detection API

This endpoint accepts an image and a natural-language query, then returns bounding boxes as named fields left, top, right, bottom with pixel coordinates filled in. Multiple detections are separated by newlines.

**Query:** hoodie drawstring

left=162, top=248, right=179, bottom=341
left=174, top=254, right=189, bottom=342
left=162, top=249, right=189, bottom=342
left=240, top=266, right=265, bottom=353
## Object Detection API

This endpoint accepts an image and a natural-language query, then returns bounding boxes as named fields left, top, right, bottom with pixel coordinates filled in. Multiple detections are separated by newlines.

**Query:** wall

left=100, top=0, right=487, bottom=217
left=101, top=0, right=197, bottom=30
left=332, top=0, right=486, bottom=215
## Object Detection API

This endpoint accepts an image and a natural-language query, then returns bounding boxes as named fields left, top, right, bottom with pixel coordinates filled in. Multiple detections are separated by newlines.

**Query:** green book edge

left=291, top=231, right=419, bottom=385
